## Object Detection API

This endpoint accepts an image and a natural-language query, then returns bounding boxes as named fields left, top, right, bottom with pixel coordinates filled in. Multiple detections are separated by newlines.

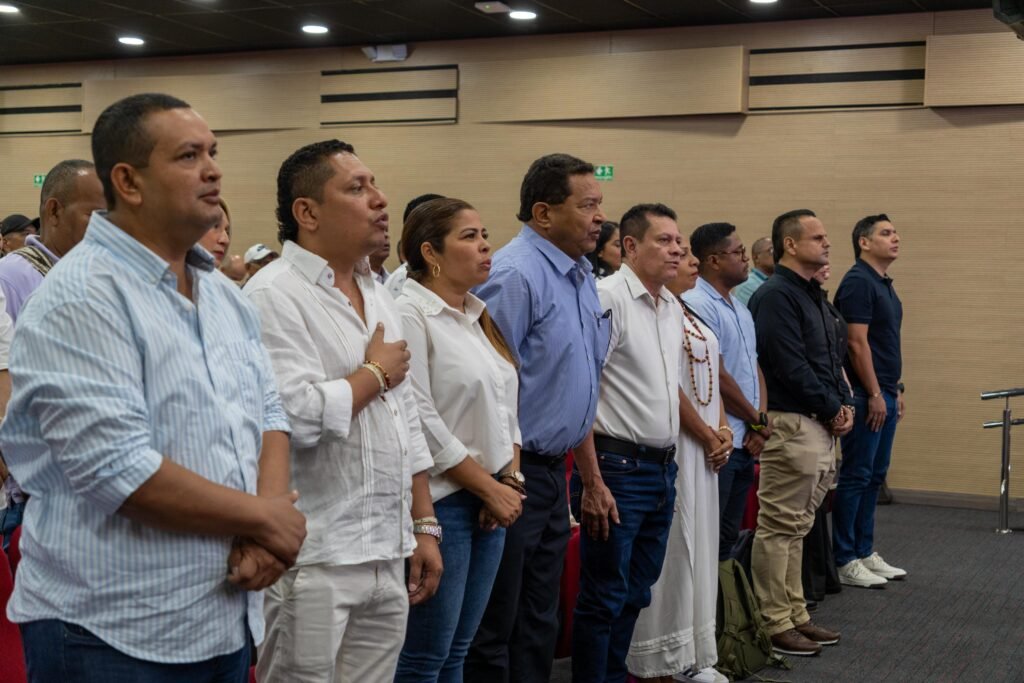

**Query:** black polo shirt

left=748, top=265, right=851, bottom=423
left=833, top=259, right=903, bottom=394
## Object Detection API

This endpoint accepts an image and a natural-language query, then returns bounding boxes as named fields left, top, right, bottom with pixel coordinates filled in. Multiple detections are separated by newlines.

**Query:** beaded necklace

left=680, top=301, right=714, bottom=407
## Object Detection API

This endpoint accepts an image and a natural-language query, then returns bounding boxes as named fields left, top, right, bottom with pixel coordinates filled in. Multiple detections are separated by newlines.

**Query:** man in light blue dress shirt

left=684, top=223, right=770, bottom=562
left=1, top=93, right=306, bottom=682
left=467, top=153, right=609, bottom=683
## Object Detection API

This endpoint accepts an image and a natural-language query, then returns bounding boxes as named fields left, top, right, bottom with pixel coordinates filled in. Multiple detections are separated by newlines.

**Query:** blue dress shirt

left=475, top=225, right=608, bottom=456
left=683, top=277, right=760, bottom=447
left=0, top=212, right=290, bottom=663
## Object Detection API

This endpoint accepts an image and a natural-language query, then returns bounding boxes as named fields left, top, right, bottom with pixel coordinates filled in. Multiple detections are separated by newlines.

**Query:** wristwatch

left=498, top=469, right=526, bottom=488
left=413, top=516, right=443, bottom=544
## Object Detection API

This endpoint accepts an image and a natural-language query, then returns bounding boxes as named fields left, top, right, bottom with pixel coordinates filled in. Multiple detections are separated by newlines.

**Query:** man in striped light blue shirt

left=1, top=93, right=306, bottom=682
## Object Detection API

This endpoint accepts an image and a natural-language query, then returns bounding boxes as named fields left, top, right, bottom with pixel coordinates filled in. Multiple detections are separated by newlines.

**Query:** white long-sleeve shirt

left=396, top=279, right=521, bottom=502
left=245, top=241, right=432, bottom=567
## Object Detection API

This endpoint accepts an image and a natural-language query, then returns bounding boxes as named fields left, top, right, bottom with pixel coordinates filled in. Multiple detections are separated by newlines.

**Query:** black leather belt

left=594, top=434, right=676, bottom=465
left=520, top=449, right=569, bottom=469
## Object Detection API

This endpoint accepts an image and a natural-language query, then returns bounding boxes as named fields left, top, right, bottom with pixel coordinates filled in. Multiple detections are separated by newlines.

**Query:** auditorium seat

left=0, top=543, right=27, bottom=683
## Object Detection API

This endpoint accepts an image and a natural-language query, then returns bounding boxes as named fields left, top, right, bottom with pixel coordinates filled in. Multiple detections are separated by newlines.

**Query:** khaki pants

left=751, top=411, right=836, bottom=636
left=257, top=558, right=409, bottom=682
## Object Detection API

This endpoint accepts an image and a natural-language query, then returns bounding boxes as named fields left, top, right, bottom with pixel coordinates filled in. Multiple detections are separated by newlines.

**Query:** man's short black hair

left=619, top=203, right=677, bottom=255
left=276, top=139, right=356, bottom=244
left=404, top=193, right=445, bottom=223
left=516, top=153, right=594, bottom=223
left=771, top=209, right=816, bottom=263
left=40, top=159, right=94, bottom=213
left=852, top=213, right=890, bottom=258
left=91, top=93, right=190, bottom=209
left=690, top=222, right=736, bottom=264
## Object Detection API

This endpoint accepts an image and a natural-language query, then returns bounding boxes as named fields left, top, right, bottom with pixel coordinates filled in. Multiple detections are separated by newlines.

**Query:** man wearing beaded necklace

left=747, top=209, right=853, bottom=659
left=683, top=222, right=771, bottom=564
left=569, top=202, right=687, bottom=682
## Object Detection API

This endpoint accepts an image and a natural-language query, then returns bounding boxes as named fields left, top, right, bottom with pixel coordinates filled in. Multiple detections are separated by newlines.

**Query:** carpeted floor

left=550, top=503, right=1024, bottom=682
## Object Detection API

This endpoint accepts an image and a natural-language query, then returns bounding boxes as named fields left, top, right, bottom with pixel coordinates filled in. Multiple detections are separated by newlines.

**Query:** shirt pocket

left=209, top=339, right=265, bottom=418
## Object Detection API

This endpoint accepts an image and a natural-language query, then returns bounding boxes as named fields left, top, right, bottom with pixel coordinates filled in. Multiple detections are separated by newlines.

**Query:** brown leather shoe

left=795, top=620, right=841, bottom=645
left=770, top=628, right=822, bottom=657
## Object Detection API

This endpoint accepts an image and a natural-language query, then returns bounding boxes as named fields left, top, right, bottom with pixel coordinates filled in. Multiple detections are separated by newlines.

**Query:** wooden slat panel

left=749, top=79, right=924, bottom=110
left=924, top=32, right=1024, bottom=107
left=0, top=111, right=82, bottom=133
left=750, top=46, right=925, bottom=77
left=82, top=71, right=319, bottom=132
left=0, top=87, right=82, bottom=109
left=461, top=46, right=746, bottom=122
left=321, top=68, right=457, bottom=95
left=320, top=97, right=456, bottom=125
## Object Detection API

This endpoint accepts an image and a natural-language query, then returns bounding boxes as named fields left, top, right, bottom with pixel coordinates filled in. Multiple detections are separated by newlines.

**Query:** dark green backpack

left=715, top=558, right=788, bottom=681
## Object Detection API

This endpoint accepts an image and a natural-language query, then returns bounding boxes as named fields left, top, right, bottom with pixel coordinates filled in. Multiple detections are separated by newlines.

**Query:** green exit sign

left=594, top=164, right=614, bottom=181
left=32, top=174, right=46, bottom=188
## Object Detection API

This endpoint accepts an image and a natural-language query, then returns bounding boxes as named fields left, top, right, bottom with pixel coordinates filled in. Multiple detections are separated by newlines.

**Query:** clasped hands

left=227, top=490, right=306, bottom=592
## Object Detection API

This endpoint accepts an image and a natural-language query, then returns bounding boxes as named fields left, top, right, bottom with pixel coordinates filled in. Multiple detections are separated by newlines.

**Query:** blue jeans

left=833, top=390, right=899, bottom=566
left=1, top=499, right=25, bottom=553
left=21, top=619, right=250, bottom=683
left=570, top=453, right=677, bottom=683
left=396, top=488, right=506, bottom=683
left=718, top=447, right=755, bottom=561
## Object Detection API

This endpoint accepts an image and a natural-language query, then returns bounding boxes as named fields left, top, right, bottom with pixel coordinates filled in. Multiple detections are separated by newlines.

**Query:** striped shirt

left=0, top=211, right=290, bottom=663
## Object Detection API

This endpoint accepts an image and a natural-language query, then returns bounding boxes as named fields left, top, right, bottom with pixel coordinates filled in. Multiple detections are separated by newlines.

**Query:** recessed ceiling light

left=302, top=24, right=329, bottom=34
left=118, top=36, right=145, bottom=46
left=750, top=0, right=778, bottom=4
left=0, top=4, right=20, bottom=13
left=509, top=10, right=537, bottom=20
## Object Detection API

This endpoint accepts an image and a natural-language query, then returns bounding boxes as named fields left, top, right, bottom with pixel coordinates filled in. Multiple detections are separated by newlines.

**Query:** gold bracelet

left=362, top=362, right=387, bottom=394
left=718, top=425, right=734, bottom=435
left=364, top=360, right=391, bottom=391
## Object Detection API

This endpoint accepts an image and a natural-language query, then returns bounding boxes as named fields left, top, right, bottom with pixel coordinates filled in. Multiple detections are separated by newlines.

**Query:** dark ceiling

left=0, top=0, right=994, bottom=66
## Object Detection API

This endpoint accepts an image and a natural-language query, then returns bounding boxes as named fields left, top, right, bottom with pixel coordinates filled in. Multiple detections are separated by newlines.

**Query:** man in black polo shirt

left=832, top=214, right=907, bottom=588
left=748, top=209, right=853, bottom=657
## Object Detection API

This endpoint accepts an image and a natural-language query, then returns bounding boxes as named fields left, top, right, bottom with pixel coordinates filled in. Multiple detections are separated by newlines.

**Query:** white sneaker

left=861, top=552, right=907, bottom=580
left=675, top=667, right=729, bottom=683
left=838, top=558, right=887, bottom=588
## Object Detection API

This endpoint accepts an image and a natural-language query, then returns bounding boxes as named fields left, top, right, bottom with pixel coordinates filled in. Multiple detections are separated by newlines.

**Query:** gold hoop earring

left=431, top=263, right=441, bottom=278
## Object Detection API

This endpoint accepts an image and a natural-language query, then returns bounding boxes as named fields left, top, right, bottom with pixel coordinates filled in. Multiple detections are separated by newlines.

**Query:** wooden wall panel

left=750, top=45, right=925, bottom=76
left=321, top=67, right=457, bottom=95
left=924, top=32, right=1024, bottom=107
left=0, top=83, right=83, bottom=134
left=319, top=65, right=457, bottom=125
left=320, top=98, right=456, bottom=126
left=461, top=47, right=746, bottom=122
left=749, top=80, right=924, bottom=110
left=81, top=71, right=319, bottom=132
left=0, top=10, right=1020, bottom=505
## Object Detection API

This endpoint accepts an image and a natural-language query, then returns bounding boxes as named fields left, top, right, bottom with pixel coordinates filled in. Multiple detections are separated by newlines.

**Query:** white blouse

left=397, top=278, right=521, bottom=502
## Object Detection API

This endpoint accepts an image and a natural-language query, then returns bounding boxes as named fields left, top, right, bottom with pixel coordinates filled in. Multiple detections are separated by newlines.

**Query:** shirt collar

left=521, top=224, right=593, bottom=277
left=25, top=234, right=61, bottom=265
left=621, top=262, right=673, bottom=305
left=751, top=268, right=769, bottom=283
left=402, top=277, right=485, bottom=323
left=853, top=258, right=893, bottom=284
left=85, top=211, right=213, bottom=285
left=695, top=275, right=733, bottom=305
left=775, top=264, right=821, bottom=295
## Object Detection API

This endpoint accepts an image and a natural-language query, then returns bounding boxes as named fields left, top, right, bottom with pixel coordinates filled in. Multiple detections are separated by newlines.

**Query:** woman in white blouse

left=393, top=197, right=524, bottom=683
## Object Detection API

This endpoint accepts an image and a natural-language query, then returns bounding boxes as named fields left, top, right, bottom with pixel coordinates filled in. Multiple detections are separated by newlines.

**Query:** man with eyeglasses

left=733, top=236, right=774, bottom=306
left=683, top=223, right=770, bottom=567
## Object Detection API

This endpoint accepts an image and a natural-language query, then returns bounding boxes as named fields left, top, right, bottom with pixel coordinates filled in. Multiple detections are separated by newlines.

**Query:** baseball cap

left=0, top=214, right=40, bottom=237
left=244, top=243, right=278, bottom=265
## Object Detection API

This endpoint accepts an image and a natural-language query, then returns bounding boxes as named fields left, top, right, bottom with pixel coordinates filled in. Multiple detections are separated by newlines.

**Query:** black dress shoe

left=806, top=599, right=818, bottom=612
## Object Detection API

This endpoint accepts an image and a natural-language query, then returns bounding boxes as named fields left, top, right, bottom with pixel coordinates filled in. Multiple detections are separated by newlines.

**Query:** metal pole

left=997, top=398, right=1013, bottom=534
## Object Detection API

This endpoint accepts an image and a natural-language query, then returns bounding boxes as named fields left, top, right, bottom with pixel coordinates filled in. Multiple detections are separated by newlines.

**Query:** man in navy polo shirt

left=833, top=214, right=907, bottom=588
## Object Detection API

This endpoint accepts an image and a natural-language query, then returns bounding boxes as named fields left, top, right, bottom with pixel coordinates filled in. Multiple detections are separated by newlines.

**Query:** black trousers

left=465, top=457, right=570, bottom=683
left=802, top=495, right=841, bottom=602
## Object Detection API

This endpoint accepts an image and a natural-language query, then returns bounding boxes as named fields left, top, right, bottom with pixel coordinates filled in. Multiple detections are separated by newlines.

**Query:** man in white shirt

left=570, top=203, right=685, bottom=682
left=246, top=139, right=442, bottom=682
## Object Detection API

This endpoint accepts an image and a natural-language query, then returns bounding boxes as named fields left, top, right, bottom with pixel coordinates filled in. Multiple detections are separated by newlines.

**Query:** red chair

left=0, top=543, right=27, bottom=683
left=555, top=450, right=580, bottom=659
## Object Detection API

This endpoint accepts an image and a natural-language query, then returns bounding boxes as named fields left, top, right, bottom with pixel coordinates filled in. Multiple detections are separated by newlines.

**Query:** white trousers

left=257, top=558, right=409, bottom=683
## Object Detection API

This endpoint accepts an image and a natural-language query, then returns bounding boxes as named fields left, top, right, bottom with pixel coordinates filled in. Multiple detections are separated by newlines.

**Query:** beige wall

left=0, top=9, right=1020, bottom=502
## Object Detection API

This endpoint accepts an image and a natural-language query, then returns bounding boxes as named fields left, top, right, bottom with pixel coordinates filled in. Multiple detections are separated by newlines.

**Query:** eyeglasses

left=713, top=246, right=747, bottom=259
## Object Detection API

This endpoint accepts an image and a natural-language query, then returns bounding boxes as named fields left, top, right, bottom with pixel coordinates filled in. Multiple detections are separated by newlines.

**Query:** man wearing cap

left=0, top=159, right=106, bottom=554
left=0, top=215, right=39, bottom=256
left=244, top=243, right=279, bottom=279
